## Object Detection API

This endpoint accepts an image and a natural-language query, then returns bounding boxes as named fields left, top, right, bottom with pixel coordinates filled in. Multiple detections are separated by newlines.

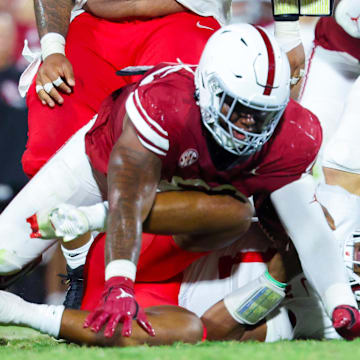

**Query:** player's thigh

left=323, top=75, right=360, bottom=173
left=133, top=12, right=220, bottom=69
left=0, top=120, right=102, bottom=272
left=301, top=46, right=357, bottom=145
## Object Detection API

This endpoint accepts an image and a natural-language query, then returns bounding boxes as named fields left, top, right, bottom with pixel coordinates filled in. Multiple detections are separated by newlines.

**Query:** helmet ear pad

left=195, top=23, right=290, bottom=157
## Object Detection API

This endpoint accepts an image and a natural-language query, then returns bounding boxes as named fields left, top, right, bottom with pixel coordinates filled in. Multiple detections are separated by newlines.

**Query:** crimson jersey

left=315, top=17, right=360, bottom=61
left=85, top=63, right=322, bottom=199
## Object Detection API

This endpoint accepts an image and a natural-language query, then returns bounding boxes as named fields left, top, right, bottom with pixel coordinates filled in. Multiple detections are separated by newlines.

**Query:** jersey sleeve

left=125, top=88, right=170, bottom=158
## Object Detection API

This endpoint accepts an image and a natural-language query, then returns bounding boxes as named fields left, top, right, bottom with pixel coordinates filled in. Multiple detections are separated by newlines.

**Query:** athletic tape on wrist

left=40, top=33, right=66, bottom=60
left=274, top=21, right=302, bottom=53
left=224, top=271, right=286, bottom=325
left=105, top=259, right=136, bottom=281
left=264, top=270, right=287, bottom=289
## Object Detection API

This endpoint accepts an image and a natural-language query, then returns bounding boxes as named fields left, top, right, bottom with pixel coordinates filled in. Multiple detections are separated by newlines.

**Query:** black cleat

left=59, top=265, right=85, bottom=309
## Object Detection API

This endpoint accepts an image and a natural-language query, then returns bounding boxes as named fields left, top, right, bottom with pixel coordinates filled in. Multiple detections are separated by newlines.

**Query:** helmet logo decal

left=254, top=26, right=276, bottom=96
left=179, top=149, right=199, bottom=168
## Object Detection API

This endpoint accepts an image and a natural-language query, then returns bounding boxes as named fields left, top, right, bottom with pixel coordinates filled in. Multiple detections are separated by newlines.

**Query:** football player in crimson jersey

left=0, top=23, right=359, bottom=339
left=1, top=185, right=360, bottom=345
left=21, top=0, right=229, bottom=178
left=79, top=23, right=359, bottom=339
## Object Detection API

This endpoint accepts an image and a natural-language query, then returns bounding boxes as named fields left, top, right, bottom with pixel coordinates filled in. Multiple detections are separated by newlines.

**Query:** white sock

left=61, top=234, right=95, bottom=269
left=0, top=291, right=64, bottom=338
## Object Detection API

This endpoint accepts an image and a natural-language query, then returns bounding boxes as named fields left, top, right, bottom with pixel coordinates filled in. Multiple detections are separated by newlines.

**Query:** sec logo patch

left=179, top=149, right=199, bottom=168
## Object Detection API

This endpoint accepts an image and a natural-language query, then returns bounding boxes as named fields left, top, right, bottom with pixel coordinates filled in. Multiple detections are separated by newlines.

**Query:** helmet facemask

left=200, top=74, right=286, bottom=157
left=343, top=233, right=360, bottom=302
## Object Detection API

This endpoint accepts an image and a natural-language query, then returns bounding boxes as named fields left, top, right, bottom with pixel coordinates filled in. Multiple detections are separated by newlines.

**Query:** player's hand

left=286, top=43, right=305, bottom=100
left=83, top=276, right=155, bottom=338
left=332, top=305, right=360, bottom=340
left=36, top=53, right=75, bottom=108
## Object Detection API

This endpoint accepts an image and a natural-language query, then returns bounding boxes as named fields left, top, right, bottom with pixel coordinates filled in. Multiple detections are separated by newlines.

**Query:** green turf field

left=1, top=326, right=359, bottom=360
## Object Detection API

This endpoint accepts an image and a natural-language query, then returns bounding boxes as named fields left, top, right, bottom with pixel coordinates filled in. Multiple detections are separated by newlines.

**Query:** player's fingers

left=36, top=80, right=55, bottom=107
left=83, top=310, right=101, bottom=328
left=290, top=68, right=305, bottom=86
left=137, top=318, right=156, bottom=337
left=104, top=314, right=122, bottom=338
left=52, top=76, right=72, bottom=95
left=62, top=62, right=75, bottom=87
left=90, top=312, right=110, bottom=333
left=37, top=72, right=61, bottom=106
left=137, top=309, right=155, bottom=336
left=121, top=316, right=133, bottom=337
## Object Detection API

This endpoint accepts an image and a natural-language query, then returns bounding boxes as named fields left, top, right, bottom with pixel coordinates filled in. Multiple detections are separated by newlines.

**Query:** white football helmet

left=335, top=0, right=360, bottom=39
left=343, top=232, right=360, bottom=301
left=195, top=23, right=290, bottom=157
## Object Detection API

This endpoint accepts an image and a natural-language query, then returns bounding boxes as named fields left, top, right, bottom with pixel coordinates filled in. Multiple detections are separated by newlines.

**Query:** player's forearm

left=34, top=0, right=73, bottom=38
left=85, top=0, right=186, bottom=20
left=106, top=138, right=161, bottom=266
left=106, top=161, right=144, bottom=265
left=145, top=191, right=253, bottom=235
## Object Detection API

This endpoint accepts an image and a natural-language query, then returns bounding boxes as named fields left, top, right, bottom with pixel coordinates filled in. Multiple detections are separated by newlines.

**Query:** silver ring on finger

left=43, top=82, right=54, bottom=93
left=52, top=77, right=63, bottom=87
left=36, top=85, right=44, bottom=94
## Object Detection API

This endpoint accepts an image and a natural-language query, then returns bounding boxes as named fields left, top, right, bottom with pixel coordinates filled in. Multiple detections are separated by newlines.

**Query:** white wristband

left=105, top=259, right=137, bottom=281
left=274, top=20, right=302, bottom=53
left=40, top=32, right=66, bottom=60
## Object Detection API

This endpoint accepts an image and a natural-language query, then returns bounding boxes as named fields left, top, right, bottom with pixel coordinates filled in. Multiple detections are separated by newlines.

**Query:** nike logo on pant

left=196, top=21, right=215, bottom=31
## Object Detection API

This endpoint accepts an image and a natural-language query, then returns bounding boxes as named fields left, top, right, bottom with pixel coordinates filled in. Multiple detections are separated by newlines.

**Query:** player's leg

left=60, top=306, right=203, bottom=346
left=300, top=46, right=357, bottom=146
left=0, top=290, right=203, bottom=346
left=323, top=75, right=360, bottom=196
left=127, top=12, right=220, bottom=85
left=0, top=119, right=102, bottom=278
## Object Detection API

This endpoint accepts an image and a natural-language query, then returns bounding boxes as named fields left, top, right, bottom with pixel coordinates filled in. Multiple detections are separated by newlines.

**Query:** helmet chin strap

left=204, top=129, right=251, bottom=171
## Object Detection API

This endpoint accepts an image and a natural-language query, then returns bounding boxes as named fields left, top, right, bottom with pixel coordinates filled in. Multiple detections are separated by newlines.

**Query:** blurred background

left=0, top=0, right=318, bottom=305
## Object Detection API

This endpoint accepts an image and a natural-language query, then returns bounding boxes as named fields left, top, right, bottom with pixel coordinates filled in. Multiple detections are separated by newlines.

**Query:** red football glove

left=332, top=305, right=360, bottom=340
left=83, top=276, right=155, bottom=338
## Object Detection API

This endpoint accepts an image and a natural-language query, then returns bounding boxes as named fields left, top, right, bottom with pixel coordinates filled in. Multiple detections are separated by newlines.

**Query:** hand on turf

left=83, top=276, right=155, bottom=338
left=36, top=54, right=75, bottom=107
left=332, top=305, right=360, bottom=340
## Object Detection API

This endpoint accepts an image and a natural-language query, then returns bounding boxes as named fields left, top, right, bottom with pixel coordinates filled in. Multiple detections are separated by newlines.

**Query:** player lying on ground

left=0, top=223, right=284, bottom=346
left=1, top=182, right=360, bottom=344
left=0, top=23, right=358, bottom=339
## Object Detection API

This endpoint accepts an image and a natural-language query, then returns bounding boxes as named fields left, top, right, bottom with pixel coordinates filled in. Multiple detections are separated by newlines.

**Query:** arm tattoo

left=34, top=0, right=74, bottom=38
left=106, top=145, right=161, bottom=265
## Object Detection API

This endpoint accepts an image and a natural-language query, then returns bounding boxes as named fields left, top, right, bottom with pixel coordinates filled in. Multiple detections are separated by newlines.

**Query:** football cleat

left=59, top=265, right=85, bottom=309
left=27, top=204, right=90, bottom=242
left=332, top=305, right=360, bottom=340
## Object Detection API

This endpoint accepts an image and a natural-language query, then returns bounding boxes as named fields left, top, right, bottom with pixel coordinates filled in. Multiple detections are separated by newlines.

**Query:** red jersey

left=85, top=63, right=322, bottom=199
left=315, top=17, right=360, bottom=61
